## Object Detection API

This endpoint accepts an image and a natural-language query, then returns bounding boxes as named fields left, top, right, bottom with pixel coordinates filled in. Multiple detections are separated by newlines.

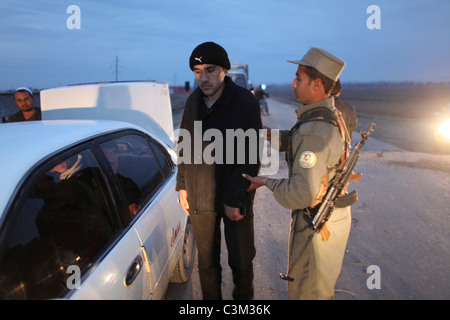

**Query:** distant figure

left=331, top=79, right=358, bottom=140
left=4, top=87, right=41, bottom=123
left=254, top=84, right=270, bottom=115
left=254, top=84, right=269, bottom=102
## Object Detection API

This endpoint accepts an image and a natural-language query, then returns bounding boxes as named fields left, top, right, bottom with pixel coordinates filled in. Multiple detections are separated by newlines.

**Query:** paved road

left=166, top=98, right=450, bottom=300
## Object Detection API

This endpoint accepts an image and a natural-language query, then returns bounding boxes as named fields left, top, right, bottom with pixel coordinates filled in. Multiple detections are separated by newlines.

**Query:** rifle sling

left=287, top=107, right=339, bottom=165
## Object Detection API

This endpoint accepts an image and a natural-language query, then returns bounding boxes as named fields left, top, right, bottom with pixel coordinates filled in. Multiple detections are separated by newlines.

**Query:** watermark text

left=174, top=122, right=280, bottom=175
left=367, top=5, right=381, bottom=30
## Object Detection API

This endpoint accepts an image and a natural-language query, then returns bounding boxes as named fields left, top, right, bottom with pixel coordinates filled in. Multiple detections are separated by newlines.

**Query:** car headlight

left=438, top=119, right=450, bottom=139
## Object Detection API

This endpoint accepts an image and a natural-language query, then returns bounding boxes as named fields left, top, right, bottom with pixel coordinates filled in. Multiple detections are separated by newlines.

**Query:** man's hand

left=242, top=173, right=268, bottom=192
left=179, top=190, right=190, bottom=216
left=224, top=204, right=244, bottom=222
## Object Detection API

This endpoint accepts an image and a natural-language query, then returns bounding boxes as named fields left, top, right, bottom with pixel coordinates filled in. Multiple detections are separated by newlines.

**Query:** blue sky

left=1, top=0, right=449, bottom=90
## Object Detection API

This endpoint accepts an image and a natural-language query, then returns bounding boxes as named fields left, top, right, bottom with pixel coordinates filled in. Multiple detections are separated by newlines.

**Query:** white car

left=0, top=82, right=195, bottom=299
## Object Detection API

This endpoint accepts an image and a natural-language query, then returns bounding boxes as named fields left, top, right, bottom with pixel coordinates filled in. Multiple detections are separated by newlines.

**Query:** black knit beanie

left=189, top=42, right=231, bottom=70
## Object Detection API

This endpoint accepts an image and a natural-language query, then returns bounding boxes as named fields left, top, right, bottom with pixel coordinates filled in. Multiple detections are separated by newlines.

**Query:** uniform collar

left=295, top=96, right=336, bottom=119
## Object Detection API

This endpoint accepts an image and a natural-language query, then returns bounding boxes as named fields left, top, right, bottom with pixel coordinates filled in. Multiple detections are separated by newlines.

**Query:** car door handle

left=125, top=255, right=143, bottom=286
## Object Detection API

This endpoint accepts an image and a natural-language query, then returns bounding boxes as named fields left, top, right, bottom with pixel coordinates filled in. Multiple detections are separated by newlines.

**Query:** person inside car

left=101, top=141, right=141, bottom=216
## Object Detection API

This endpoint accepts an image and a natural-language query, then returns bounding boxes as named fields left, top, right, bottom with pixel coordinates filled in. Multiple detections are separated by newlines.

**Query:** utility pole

left=115, top=55, right=119, bottom=81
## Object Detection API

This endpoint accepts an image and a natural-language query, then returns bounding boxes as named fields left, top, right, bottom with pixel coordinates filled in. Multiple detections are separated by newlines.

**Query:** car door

left=95, top=133, right=175, bottom=298
left=131, top=137, right=186, bottom=299
left=133, top=177, right=185, bottom=299
left=69, top=227, right=152, bottom=300
left=0, top=144, right=149, bottom=299
left=66, top=132, right=172, bottom=300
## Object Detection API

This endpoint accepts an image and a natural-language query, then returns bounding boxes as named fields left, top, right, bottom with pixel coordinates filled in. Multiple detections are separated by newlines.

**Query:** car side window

left=100, top=135, right=165, bottom=222
left=148, top=138, right=175, bottom=179
left=0, top=149, right=119, bottom=300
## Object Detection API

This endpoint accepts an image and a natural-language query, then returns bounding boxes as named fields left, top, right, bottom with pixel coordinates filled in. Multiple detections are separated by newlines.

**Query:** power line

left=110, top=55, right=122, bottom=81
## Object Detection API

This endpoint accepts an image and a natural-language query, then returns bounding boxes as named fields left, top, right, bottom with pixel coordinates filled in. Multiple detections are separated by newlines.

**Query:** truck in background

left=227, top=61, right=251, bottom=90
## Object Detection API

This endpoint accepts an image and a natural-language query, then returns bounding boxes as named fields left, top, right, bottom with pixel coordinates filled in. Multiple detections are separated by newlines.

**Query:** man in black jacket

left=176, top=42, right=262, bottom=299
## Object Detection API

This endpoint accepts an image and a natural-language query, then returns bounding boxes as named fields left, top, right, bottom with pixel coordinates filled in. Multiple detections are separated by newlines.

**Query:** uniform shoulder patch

left=298, top=151, right=317, bottom=169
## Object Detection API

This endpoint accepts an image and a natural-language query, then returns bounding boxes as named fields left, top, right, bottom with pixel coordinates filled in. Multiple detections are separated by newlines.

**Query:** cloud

left=0, top=0, right=449, bottom=89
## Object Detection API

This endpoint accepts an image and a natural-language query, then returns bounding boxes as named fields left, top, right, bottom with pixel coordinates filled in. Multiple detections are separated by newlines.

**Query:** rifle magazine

left=335, top=190, right=358, bottom=208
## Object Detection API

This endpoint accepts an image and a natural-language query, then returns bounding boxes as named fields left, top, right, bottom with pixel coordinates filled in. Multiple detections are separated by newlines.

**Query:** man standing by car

left=243, top=48, right=351, bottom=299
left=176, top=42, right=262, bottom=300
left=5, top=87, right=41, bottom=123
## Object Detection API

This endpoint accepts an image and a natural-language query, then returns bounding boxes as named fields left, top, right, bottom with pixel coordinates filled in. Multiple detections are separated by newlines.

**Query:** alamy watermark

left=66, top=265, right=81, bottom=289
left=66, top=5, right=381, bottom=31
left=66, top=263, right=382, bottom=291
left=366, top=265, right=381, bottom=290
left=65, top=5, right=382, bottom=30
left=174, top=122, right=280, bottom=175
left=66, top=5, right=81, bottom=30
left=367, top=5, right=381, bottom=30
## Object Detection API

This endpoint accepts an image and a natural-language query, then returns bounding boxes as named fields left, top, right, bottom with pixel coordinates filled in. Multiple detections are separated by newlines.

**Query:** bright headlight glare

left=438, top=119, right=450, bottom=139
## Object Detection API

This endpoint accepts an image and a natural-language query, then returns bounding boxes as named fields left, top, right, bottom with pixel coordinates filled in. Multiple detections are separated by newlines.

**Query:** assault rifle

left=280, top=122, right=376, bottom=282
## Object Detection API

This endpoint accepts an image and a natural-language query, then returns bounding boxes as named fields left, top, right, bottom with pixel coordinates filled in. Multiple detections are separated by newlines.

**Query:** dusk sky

left=1, top=0, right=449, bottom=90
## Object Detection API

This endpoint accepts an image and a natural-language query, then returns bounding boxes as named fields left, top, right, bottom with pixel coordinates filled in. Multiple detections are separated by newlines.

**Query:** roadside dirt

left=269, top=83, right=450, bottom=155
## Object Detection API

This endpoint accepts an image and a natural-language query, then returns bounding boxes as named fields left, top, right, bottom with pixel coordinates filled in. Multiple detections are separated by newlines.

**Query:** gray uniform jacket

left=265, top=97, right=352, bottom=299
left=265, top=97, right=344, bottom=210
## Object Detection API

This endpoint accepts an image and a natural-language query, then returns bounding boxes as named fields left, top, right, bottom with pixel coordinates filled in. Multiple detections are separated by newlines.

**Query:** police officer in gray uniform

left=244, top=47, right=351, bottom=299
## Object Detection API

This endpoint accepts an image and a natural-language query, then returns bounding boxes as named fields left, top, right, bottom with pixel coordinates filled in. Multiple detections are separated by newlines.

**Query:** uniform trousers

left=287, top=206, right=351, bottom=299
left=190, top=207, right=256, bottom=300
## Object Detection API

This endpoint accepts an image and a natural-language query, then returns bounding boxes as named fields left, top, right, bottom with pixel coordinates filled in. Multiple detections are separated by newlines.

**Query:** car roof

left=0, top=120, right=143, bottom=216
